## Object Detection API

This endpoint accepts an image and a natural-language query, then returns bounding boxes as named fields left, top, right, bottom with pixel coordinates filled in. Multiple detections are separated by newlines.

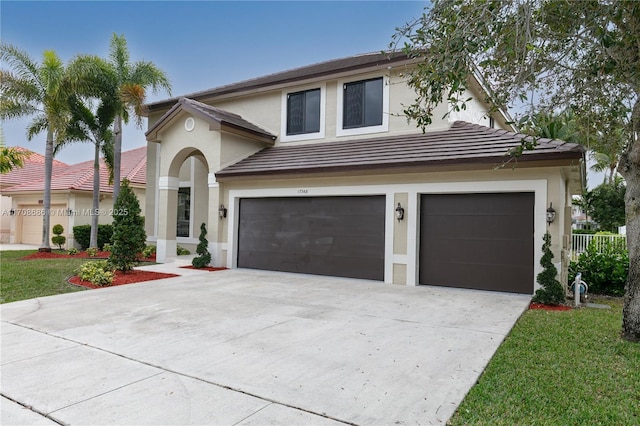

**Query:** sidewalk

left=0, top=243, right=40, bottom=251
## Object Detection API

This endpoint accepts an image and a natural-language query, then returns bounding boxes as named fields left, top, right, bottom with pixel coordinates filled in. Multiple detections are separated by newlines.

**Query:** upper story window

left=343, top=77, right=383, bottom=129
left=337, top=76, right=389, bottom=137
left=281, top=84, right=325, bottom=142
left=287, top=88, right=320, bottom=135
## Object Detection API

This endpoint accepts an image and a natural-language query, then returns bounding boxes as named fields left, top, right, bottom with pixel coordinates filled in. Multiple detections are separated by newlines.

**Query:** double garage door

left=238, top=196, right=386, bottom=280
left=237, top=193, right=533, bottom=293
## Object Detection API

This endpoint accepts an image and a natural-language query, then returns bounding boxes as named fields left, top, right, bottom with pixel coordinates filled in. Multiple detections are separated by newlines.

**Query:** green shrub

left=109, top=179, right=146, bottom=272
left=51, top=224, right=66, bottom=249
left=86, top=247, right=98, bottom=257
left=176, top=245, right=190, bottom=255
left=102, top=243, right=112, bottom=252
left=569, top=239, right=628, bottom=296
left=192, top=223, right=212, bottom=268
left=73, top=224, right=113, bottom=250
left=532, top=232, right=566, bottom=305
left=67, top=247, right=78, bottom=255
left=75, top=261, right=114, bottom=286
left=142, top=245, right=156, bottom=258
left=572, top=229, right=596, bottom=235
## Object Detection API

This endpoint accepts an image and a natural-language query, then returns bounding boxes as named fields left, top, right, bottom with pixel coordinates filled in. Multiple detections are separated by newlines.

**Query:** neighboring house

left=1, top=147, right=146, bottom=248
left=0, top=148, right=69, bottom=243
left=145, top=51, right=586, bottom=294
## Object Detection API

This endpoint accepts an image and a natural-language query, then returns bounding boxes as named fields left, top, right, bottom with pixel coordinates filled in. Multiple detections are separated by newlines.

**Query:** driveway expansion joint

left=1, top=394, right=66, bottom=426
left=3, top=322, right=356, bottom=425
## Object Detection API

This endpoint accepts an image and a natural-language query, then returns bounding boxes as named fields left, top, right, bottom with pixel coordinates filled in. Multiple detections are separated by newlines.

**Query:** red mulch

left=69, top=269, right=179, bottom=289
left=179, top=265, right=228, bottom=272
left=529, top=303, right=573, bottom=311
left=21, top=251, right=155, bottom=262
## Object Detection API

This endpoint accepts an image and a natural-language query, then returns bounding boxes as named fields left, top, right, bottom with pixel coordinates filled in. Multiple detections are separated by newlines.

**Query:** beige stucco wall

left=217, top=163, right=578, bottom=289
left=5, top=188, right=145, bottom=249
left=1, top=195, right=11, bottom=243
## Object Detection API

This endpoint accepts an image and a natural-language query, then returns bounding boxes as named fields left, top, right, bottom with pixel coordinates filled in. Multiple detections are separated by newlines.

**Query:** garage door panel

left=420, top=193, right=534, bottom=294
left=238, top=196, right=385, bottom=280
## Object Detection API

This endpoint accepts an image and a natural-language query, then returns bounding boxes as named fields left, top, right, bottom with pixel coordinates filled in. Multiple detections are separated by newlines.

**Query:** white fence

left=571, top=234, right=627, bottom=260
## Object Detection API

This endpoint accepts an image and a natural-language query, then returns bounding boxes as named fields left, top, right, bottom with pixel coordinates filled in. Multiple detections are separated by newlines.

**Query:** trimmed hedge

left=72, top=224, right=113, bottom=250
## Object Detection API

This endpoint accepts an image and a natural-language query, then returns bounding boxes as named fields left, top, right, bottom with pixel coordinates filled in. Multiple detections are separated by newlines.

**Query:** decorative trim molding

left=158, top=176, right=179, bottom=191
left=208, top=173, right=219, bottom=188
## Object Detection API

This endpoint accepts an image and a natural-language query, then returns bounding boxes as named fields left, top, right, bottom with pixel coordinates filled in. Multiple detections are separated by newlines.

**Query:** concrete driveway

left=1, top=269, right=530, bottom=425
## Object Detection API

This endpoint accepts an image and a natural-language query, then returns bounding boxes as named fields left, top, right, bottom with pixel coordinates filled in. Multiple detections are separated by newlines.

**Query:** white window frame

left=336, top=75, right=389, bottom=137
left=280, top=83, right=326, bottom=142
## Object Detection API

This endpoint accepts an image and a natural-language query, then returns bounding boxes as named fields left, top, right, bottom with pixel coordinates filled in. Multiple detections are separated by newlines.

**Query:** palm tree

left=106, top=34, right=171, bottom=201
left=0, top=45, right=76, bottom=251
left=57, top=56, right=118, bottom=249
left=0, top=128, right=28, bottom=173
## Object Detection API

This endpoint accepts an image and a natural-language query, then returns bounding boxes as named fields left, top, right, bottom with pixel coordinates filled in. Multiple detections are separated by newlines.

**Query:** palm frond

left=0, top=43, right=42, bottom=92
left=0, top=98, right=38, bottom=120
left=120, top=83, right=147, bottom=127
left=109, top=33, right=131, bottom=81
left=130, top=61, right=172, bottom=95
left=0, top=70, right=42, bottom=103
left=26, top=115, right=48, bottom=141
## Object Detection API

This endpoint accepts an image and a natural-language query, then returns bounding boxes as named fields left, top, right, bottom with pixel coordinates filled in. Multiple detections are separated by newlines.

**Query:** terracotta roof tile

left=216, top=121, right=585, bottom=178
left=0, top=149, right=69, bottom=188
left=3, top=147, right=146, bottom=193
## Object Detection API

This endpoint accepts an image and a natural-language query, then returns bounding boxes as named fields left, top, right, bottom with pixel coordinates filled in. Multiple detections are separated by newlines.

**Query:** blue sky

left=1, top=0, right=426, bottom=164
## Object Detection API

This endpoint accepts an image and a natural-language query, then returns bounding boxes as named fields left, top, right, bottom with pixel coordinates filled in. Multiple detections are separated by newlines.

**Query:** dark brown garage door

left=419, top=193, right=534, bottom=293
left=237, top=196, right=385, bottom=280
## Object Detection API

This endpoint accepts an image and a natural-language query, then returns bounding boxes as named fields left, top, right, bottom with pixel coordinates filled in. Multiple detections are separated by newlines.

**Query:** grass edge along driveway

left=449, top=297, right=639, bottom=425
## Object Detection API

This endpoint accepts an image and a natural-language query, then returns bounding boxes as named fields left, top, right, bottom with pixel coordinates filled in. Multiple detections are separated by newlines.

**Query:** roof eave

left=216, top=151, right=584, bottom=180
left=146, top=53, right=414, bottom=113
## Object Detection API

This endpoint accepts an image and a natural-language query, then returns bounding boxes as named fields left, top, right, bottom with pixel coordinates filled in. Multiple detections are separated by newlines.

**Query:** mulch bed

left=179, top=265, right=228, bottom=272
left=21, top=251, right=156, bottom=262
left=69, top=269, right=179, bottom=289
left=529, top=303, right=573, bottom=311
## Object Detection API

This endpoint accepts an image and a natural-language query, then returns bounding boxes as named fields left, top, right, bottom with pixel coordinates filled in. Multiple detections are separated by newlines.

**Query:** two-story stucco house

left=144, top=51, right=585, bottom=294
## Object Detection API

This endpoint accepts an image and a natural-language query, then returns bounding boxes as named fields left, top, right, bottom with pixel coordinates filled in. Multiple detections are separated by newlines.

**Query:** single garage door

left=20, top=204, right=67, bottom=245
left=419, top=193, right=534, bottom=294
left=237, top=196, right=385, bottom=280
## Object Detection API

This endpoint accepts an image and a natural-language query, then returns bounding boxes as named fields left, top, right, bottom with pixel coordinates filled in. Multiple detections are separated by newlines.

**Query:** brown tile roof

left=3, top=147, right=146, bottom=193
left=0, top=148, right=69, bottom=189
left=216, top=121, right=585, bottom=179
left=146, top=97, right=277, bottom=144
left=146, top=51, right=412, bottom=112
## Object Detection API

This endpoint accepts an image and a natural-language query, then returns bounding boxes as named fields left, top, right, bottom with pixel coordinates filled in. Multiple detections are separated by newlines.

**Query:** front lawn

left=449, top=298, right=640, bottom=425
left=0, top=250, right=88, bottom=303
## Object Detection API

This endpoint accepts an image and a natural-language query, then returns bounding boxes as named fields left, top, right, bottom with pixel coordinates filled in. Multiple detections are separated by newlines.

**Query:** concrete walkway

left=0, top=243, right=40, bottom=251
left=1, top=269, right=531, bottom=425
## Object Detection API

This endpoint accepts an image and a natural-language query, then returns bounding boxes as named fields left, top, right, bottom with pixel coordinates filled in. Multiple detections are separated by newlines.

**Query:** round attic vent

left=184, top=117, right=195, bottom=132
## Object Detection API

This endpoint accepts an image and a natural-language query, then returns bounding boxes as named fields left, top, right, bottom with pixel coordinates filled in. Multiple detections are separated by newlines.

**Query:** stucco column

left=207, top=172, right=222, bottom=266
left=157, top=176, right=179, bottom=263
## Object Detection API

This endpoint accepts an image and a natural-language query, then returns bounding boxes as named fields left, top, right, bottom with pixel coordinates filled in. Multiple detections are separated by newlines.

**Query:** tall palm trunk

left=90, top=142, right=100, bottom=248
left=40, top=128, right=53, bottom=252
left=112, top=114, right=122, bottom=202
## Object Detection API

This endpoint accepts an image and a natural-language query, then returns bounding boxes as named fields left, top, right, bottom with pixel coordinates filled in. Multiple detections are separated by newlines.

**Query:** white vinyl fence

left=571, top=233, right=627, bottom=260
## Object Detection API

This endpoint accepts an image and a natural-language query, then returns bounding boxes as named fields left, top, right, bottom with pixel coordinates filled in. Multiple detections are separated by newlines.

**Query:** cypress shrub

left=108, top=179, right=146, bottom=272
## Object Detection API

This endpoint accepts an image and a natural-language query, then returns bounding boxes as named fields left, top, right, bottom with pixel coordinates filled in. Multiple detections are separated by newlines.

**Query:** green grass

left=0, top=250, right=88, bottom=303
left=449, top=298, right=640, bottom=425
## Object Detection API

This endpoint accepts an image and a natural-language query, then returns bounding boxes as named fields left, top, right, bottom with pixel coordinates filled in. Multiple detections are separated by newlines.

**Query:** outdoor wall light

left=67, top=208, right=74, bottom=216
left=218, top=204, right=228, bottom=219
left=9, top=209, right=15, bottom=216
left=395, top=202, right=405, bottom=221
left=546, top=203, right=556, bottom=224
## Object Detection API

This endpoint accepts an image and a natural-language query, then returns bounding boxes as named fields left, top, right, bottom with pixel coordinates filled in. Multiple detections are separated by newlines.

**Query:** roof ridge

left=148, top=51, right=410, bottom=111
